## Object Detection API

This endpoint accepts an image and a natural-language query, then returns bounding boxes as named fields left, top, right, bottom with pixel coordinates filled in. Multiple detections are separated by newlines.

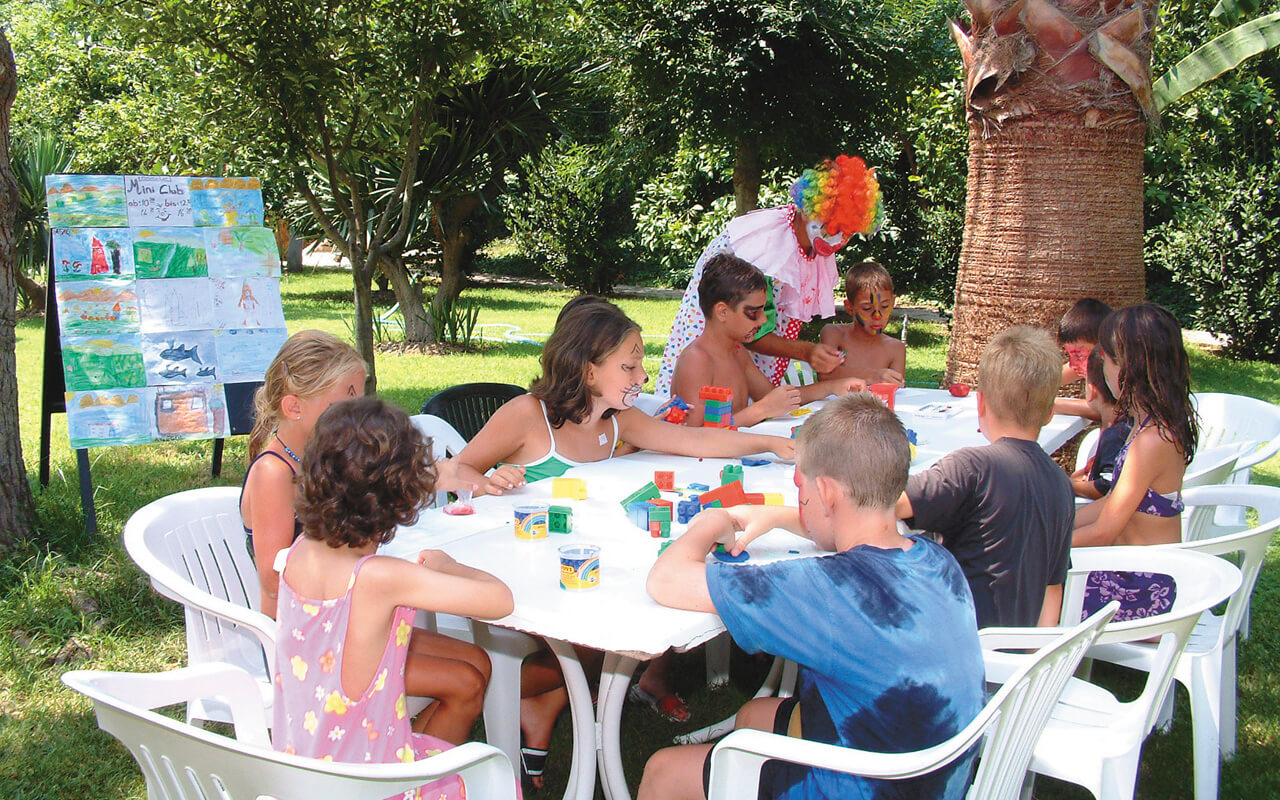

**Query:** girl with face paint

left=656, top=156, right=883, bottom=398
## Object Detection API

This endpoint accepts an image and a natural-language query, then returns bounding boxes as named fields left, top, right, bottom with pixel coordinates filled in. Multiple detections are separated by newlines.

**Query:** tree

left=944, top=0, right=1280, bottom=381
left=0, top=29, right=38, bottom=550
left=104, top=0, right=546, bottom=387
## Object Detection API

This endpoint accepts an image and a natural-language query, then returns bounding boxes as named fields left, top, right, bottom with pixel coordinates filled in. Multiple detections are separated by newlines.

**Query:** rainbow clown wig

left=790, top=155, right=884, bottom=239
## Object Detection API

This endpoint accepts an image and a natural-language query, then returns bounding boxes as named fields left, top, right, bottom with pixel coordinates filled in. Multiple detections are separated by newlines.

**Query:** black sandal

left=521, top=745, right=548, bottom=789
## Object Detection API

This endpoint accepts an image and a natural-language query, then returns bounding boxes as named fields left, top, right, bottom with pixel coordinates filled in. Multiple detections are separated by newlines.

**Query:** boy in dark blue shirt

left=640, top=393, right=985, bottom=800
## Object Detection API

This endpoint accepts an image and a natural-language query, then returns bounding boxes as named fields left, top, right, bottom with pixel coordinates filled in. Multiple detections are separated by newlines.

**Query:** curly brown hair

left=530, top=296, right=641, bottom=428
left=1098, top=303, right=1198, bottom=464
left=295, top=397, right=436, bottom=548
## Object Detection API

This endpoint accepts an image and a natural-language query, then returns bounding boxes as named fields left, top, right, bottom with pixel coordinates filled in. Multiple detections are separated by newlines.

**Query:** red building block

left=697, top=480, right=748, bottom=508
left=743, top=493, right=766, bottom=505
left=654, top=470, right=675, bottom=491
left=698, top=385, right=733, bottom=403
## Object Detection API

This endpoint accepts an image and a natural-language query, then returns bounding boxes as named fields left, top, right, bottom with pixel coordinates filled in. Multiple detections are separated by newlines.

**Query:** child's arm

left=242, top=456, right=298, bottom=619
left=1072, top=475, right=1105, bottom=500
left=797, top=376, right=866, bottom=404
left=617, top=408, right=795, bottom=460
left=1038, top=584, right=1064, bottom=626
left=736, top=351, right=801, bottom=427
left=723, top=504, right=806, bottom=554
left=1073, top=430, right=1177, bottom=547
left=748, top=331, right=845, bottom=374
left=454, top=396, right=536, bottom=495
left=1061, top=363, right=1081, bottom=387
left=373, top=550, right=514, bottom=621
left=1053, top=396, right=1101, bottom=420
left=647, top=509, right=738, bottom=613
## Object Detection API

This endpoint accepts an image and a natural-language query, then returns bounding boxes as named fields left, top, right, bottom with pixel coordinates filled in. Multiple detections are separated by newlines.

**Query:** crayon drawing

left=137, top=278, right=216, bottom=332
left=133, top=227, right=209, bottom=278
left=125, top=175, right=193, bottom=227
left=215, top=327, right=288, bottom=382
left=57, top=278, right=142, bottom=335
left=190, top=177, right=265, bottom=227
left=61, top=333, right=147, bottom=391
left=142, top=330, right=219, bottom=385
left=204, top=226, right=281, bottom=277
left=65, top=387, right=154, bottom=448
left=51, top=228, right=135, bottom=280
left=211, top=277, right=285, bottom=329
left=153, top=384, right=229, bottom=440
left=44, top=175, right=128, bottom=227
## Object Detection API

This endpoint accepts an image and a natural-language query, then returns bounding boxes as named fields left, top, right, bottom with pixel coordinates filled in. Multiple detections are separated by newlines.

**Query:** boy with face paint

left=817, top=261, right=906, bottom=386
left=639, top=394, right=984, bottom=800
left=1052, top=297, right=1113, bottom=421
left=671, top=254, right=866, bottom=427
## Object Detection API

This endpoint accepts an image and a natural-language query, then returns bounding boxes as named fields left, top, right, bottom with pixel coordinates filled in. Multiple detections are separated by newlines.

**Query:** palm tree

left=944, top=0, right=1280, bottom=382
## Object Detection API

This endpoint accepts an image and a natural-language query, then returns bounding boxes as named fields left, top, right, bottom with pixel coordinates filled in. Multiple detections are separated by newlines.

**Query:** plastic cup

left=513, top=504, right=549, bottom=540
left=559, top=544, right=600, bottom=590
left=868, top=383, right=898, bottom=411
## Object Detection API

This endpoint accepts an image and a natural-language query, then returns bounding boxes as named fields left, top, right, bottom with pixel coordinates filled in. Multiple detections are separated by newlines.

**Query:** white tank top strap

left=608, top=415, right=619, bottom=460
left=538, top=398, right=561, bottom=455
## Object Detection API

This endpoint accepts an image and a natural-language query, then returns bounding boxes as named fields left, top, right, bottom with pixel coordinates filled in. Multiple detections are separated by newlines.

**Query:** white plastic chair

left=782, top=359, right=816, bottom=387
left=122, top=486, right=278, bottom=725
left=410, top=413, right=468, bottom=507
left=1085, top=485, right=1280, bottom=800
left=1075, top=427, right=1103, bottom=473
left=62, top=664, right=517, bottom=800
left=706, top=603, right=1119, bottom=800
left=1010, top=547, right=1242, bottom=800
left=1193, top=392, right=1280, bottom=480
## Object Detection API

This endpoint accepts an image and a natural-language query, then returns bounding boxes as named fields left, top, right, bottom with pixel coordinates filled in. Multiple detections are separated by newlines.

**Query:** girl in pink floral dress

left=273, top=396, right=514, bottom=798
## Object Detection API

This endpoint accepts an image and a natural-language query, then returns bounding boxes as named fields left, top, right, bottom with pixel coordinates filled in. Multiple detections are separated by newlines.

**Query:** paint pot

left=868, top=383, right=897, bottom=411
left=513, top=504, right=549, bottom=540
left=559, top=544, right=600, bottom=590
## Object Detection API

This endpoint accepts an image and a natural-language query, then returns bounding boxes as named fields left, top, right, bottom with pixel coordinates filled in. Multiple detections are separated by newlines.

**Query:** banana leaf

left=1154, top=11, right=1280, bottom=111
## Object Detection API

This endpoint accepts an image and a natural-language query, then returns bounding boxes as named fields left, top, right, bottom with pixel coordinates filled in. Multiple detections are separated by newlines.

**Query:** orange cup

left=868, top=383, right=897, bottom=411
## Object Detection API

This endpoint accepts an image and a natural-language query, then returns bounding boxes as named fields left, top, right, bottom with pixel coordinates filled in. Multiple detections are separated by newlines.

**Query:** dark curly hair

left=1098, top=303, right=1198, bottom=464
left=295, top=397, right=436, bottom=548
left=530, top=296, right=641, bottom=428
left=698, top=254, right=767, bottom=316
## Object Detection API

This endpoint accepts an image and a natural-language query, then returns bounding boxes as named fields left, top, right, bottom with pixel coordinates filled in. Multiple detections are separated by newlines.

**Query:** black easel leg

left=40, top=408, right=51, bottom=487
left=212, top=438, right=224, bottom=478
left=76, top=449, right=97, bottom=537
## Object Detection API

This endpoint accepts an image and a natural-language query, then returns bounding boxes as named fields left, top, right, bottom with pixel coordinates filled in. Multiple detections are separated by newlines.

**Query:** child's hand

left=869, top=368, right=905, bottom=387
left=478, top=464, right=526, bottom=495
left=807, top=343, right=846, bottom=374
left=836, top=377, right=867, bottom=394
left=757, top=385, right=802, bottom=419
left=723, top=506, right=775, bottom=554
left=418, top=549, right=459, bottom=571
left=768, top=436, right=796, bottom=461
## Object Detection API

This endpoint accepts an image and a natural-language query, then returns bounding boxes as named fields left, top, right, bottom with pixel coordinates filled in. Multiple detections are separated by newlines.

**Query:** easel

left=37, top=257, right=259, bottom=538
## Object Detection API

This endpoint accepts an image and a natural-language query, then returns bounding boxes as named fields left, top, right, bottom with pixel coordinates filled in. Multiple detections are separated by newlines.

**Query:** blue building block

left=627, top=501, right=652, bottom=530
left=741, top=456, right=769, bottom=467
left=677, top=497, right=701, bottom=524
left=687, top=482, right=710, bottom=492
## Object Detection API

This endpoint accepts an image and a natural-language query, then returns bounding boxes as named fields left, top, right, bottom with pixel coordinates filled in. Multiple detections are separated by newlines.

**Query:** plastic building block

left=791, top=425, right=802, bottom=439
left=619, top=481, right=660, bottom=510
left=647, top=504, right=672, bottom=523
left=720, top=464, right=743, bottom=485
left=552, top=477, right=587, bottom=500
left=677, top=497, right=701, bottom=524
left=655, top=396, right=691, bottom=424
left=698, top=385, right=733, bottom=403
left=627, top=501, right=652, bottom=530
left=687, top=482, right=710, bottom=492
left=653, top=470, right=675, bottom=491
left=698, top=480, right=747, bottom=508
left=763, top=493, right=785, bottom=506
left=659, top=540, right=674, bottom=554
left=712, top=544, right=750, bottom=563
left=649, top=520, right=671, bottom=538
left=548, top=505, right=573, bottom=534
left=698, top=386, right=735, bottom=429
left=741, top=457, right=770, bottom=467
left=666, top=408, right=688, bottom=424
left=905, top=429, right=918, bottom=446
left=743, top=493, right=765, bottom=505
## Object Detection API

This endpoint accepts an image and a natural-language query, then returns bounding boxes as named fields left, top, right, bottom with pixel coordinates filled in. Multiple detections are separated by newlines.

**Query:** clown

left=656, top=155, right=883, bottom=397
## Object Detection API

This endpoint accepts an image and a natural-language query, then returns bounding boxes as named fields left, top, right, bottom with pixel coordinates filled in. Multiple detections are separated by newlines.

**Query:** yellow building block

left=552, top=477, right=587, bottom=500
left=763, top=493, right=785, bottom=506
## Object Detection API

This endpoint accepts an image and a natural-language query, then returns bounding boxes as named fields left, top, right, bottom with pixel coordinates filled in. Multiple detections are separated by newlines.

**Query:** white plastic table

left=384, top=389, right=1088, bottom=800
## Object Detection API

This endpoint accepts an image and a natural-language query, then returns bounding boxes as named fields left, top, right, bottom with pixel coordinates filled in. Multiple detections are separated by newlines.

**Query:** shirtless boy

left=670, top=254, right=864, bottom=428
left=818, top=260, right=906, bottom=386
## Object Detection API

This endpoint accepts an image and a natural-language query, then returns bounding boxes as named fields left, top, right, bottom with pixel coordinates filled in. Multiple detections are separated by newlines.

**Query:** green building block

left=720, top=464, right=744, bottom=485
left=618, top=481, right=661, bottom=510
left=648, top=505, right=672, bottom=523
left=548, top=505, right=573, bottom=533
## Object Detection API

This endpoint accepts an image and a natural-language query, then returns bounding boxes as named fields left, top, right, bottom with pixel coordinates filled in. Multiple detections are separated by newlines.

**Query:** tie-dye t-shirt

left=707, top=536, right=984, bottom=800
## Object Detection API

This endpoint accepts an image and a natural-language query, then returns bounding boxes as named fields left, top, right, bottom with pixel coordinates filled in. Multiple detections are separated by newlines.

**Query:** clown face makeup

left=588, top=331, right=647, bottom=409
left=849, top=287, right=894, bottom=334
left=805, top=219, right=850, bottom=258
left=1064, top=343, right=1093, bottom=380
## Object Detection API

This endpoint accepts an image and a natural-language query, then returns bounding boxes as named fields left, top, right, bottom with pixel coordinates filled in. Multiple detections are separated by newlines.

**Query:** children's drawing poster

left=190, top=177, right=265, bottom=227
left=125, top=175, right=193, bottom=227
left=51, top=228, right=135, bottom=280
left=46, top=174, right=285, bottom=448
left=44, top=175, right=128, bottom=228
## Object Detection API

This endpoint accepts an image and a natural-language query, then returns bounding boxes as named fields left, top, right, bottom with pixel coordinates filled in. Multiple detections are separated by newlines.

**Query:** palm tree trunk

left=946, top=121, right=1146, bottom=382
left=0, top=29, right=36, bottom=549
left=733, top=138, right=761, bottom=216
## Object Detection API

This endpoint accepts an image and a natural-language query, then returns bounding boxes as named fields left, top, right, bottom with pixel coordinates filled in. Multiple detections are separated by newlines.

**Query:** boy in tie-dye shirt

left=640, top=394, right=984, bottom=800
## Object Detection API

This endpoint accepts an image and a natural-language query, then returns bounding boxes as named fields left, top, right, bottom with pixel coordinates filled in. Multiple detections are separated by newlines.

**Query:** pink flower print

left=322, top=620, right=333, bottom=633
left=319, top=649, right=336, bottom=674
left=395, top=619, right=413, bottom=647
left=314, top=685, right=326, bottom=701
left=324, top=691, right=349, bottom=715
left=396, top=743, right=415, bottom=763
left=290, top=655, right=308, bottom=681
left=327, top=724, right=346, bottom=742
left=395, top=693, right=407, bottom=720
left=303, top=710, right=318, bottom=734
left=292, top=627, right=305, bottom=641
left=302, top=603, right=320, bottom=617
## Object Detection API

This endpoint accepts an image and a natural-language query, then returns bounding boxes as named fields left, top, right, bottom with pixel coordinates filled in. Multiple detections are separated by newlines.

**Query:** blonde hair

left=248, top=330, right=366, bottom=460
left=796, top=393, right=909, bottom=510
left=978, top=326, right=1061, bottom=430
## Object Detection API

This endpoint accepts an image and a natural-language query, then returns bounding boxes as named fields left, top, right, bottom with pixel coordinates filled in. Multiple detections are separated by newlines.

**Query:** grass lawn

left=3, top=268, right=1280, bottom=799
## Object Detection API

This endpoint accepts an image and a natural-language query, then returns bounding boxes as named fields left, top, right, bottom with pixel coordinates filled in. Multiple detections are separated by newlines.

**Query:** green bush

left=506, top=143, right=637, bottom=295
left=1147, top=165, right=1280, bottom=362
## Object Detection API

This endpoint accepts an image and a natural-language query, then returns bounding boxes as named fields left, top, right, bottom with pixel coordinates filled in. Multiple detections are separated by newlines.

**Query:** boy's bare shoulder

left=883, top=334, right=906, bottom=355
left=820, top=322, right=854, bottom=343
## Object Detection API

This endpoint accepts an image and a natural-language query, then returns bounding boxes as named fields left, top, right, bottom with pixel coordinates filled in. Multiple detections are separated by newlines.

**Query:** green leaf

left=1154, top=11, right=1280, bottom=111
left=1209, top=0, right=1260, bottom=27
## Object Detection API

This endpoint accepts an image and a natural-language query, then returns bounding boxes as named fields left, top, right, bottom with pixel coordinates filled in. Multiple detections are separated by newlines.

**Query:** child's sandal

left=521, top=746, right=548, bottom=789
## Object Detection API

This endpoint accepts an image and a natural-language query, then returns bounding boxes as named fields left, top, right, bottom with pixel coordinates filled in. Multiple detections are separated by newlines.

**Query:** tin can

left=514, top=504, right=549, bottom=539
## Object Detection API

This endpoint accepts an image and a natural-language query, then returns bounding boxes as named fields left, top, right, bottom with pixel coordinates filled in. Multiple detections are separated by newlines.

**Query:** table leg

left=547, top=638, right=598, bottom=800
left=598, top=652, right=639, bottom=800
